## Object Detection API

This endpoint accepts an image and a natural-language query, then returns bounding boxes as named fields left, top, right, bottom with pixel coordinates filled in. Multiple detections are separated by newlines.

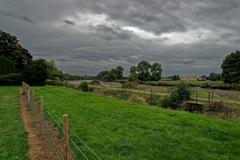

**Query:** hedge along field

left=35, top=85, right=240, bottom=160
left=0, top=86, right=29, bottom=160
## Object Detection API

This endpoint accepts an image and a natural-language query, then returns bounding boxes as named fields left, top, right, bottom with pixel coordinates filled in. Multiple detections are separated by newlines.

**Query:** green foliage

left=172, top=75, right=180, bottom=81
left=162, top=82, right=191, bottom=108
left=129, top=66, right=138, bottom=81
left=221, top=50, right=240, bottom=83
left=146, top=90, right=159, bottom=105
left=150, top=63, right=163, bottom=81
left=136, top=60, right=152, bottom=81
left=175, top=82, right=191, bottom=101
left=129, top=60, right=162, bottom=81
left=0, top=87, right=29, bottom=159
left=79, top=82, right=89, bottom=92
left=0, top=73, right=22, bottom=85
left=21, top=59, right=48, bottom=85
left=208, top=73, right=221, bottom=81
left=162, top=92, right=181, bottom=109
left=97, top=66, right=124, bottom=81
left=35, top=85, right=240, bottom=160
left=0, top=55, right=16, bottom=74
left=0, top=31, right=32, bottom=71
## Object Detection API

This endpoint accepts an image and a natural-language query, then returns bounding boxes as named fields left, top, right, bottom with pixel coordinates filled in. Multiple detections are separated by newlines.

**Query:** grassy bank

left=0, top=86, right=29, bottom=160
left=35, top=85, right=240, bottom=160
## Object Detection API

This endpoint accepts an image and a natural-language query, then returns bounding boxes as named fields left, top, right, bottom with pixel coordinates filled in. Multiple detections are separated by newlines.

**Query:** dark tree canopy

left=136, top=60, right=152, bottom=81
left=221, top=50, right=240, bottom=83
left=150, top=63, right=162, bottom=81
left=0, top=55, right=16, bottom=74
left=97, top=66, right=124, bottom=81
left=208, top=72, right=221, bottom=81
left=129, top=60, right=162, bottom=81
left=21, top=59, right=48, bottom=85
left=0, top=31, right=32, bottom=71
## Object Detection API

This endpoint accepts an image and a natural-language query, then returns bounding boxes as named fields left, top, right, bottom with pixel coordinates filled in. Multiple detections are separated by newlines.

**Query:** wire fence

left=22, top=82, right=103, bottom=160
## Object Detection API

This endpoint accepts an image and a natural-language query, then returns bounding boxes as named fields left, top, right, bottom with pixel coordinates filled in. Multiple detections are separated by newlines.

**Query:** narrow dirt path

left=20, top=88, right=47, bottom=160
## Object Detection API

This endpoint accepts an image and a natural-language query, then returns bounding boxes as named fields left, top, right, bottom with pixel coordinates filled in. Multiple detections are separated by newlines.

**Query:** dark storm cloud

left=0, top=0, right=240, bottom=75
left=64, top=20, right=75, bottom=25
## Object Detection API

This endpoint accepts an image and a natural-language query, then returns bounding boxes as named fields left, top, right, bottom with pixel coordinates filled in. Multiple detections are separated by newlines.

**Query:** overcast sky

left=1, top=0, right=240, bottom=76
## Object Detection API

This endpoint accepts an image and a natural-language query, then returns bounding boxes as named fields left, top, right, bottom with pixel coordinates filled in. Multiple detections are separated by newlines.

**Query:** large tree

left=221, top=50, right=240, bottom=83
left=21, top=59, right=48, bottom=85
left=0, top=55, right=16, bottom=74
left=150, top=63, right=162, bottom=81
left=129, top=61, right=162, bottom=81
left=0, top=31, right=32, bottom=71
left=136, top=60, right=152, bottom=81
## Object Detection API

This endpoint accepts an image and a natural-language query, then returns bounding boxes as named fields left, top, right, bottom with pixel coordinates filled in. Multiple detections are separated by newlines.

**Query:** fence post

left=63, top=114, right=69, bottom=160
left=40, top=96, right=44, bottom=135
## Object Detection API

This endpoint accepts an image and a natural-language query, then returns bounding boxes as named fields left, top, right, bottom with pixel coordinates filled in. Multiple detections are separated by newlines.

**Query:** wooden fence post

left=40, top=96, right=44, bottom=135
left=63, top=114, right=69, bottom=160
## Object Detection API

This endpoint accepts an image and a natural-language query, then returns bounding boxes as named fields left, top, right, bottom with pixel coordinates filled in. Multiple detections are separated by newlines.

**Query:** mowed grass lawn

left=0, top=86, right=29, bottom=160
left=35, top=85, right=240, bottom=160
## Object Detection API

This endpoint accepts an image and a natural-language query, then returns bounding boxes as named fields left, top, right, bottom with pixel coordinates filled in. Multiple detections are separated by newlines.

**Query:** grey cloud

left=64, top=20, right=75, bottom=25
left=0, top=0, right=240, bottom=76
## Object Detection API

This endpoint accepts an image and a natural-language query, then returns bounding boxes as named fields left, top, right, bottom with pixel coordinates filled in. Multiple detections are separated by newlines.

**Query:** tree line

left=1, top=30, right=240, bottom=85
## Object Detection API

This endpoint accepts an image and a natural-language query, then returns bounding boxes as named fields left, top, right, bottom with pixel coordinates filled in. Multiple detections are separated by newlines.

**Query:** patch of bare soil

left=20, top=88, right=47, bottom=160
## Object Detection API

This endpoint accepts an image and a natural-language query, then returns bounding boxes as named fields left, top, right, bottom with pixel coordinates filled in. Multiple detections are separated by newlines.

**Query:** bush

left=79, top=82, right=89, bottom=92
left=175, top=82, right=191, bottom=101
left=162, top=91, right=181, bottom=109
left=121, top=81, right=138, bottom=89
left=161, top=82, right=191, bottom=109
left=89, top=80, right=101, bottom=85
left=146, top=90, right=159, bottom=106
left=0, top=73, right=22, bottom=85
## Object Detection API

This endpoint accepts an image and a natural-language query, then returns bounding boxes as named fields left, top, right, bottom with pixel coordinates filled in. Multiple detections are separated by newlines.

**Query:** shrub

left=161, top=82, right=191, bottom=109
left=0, top=73, right=22, bottom=85
left=162, top=91, right=181, bottom=109
left=121, top=81, right=138, bottom=89
left=146, top=90, right=159, bottom=106
left=175, top=82, right=191, bottom=101
left=89, top=80, right=101, bottom=85
left=79, top=82, right=89, bottom=92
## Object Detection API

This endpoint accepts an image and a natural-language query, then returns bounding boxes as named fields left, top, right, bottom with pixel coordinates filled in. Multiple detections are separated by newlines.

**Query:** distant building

left=180, top=75, right=200, bottom=81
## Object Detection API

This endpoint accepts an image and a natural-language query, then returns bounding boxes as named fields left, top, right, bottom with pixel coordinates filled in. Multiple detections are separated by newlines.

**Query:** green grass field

left=0, top=86, right=29, bottom=160
left=35, top=85, right=240, bottom=160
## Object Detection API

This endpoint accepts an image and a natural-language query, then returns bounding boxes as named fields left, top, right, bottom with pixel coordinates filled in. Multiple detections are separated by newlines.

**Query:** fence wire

left=22, top=82, right=103, bottom=160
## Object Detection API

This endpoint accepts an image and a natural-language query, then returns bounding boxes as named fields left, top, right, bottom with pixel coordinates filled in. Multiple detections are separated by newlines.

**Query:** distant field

left=0, top=86, right=29, bottom=160
left=35, top=85, right=240, bottom=160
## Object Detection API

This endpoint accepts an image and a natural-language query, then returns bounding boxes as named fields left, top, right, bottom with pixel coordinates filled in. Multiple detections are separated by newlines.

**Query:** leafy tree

left=221, top=50, right=240, bottom=83
left=0, top=55, right=16, bottom=74
left=97, top=66, right=124, bottom=81
left=150, top=63, right=162, bottom=81
left=129, top=61, right=163, bottom=82
left=129, top=66, right=138, bottom=81
left=136, top=60, right=151, bottom=81
left=208, top=73, right=221, bottom=81
left=172, top=75, right=180, bottom=81
left=0, top=31, right=32, bottom=71
left=115, top=66, right=124, bottom=80
left=21, top=59, right=48, bottom=85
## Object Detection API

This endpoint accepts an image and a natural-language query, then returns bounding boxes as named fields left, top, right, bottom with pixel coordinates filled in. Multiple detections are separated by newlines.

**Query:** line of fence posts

left=193, top=91, right=214, bottom=104
left=22, top=82, right=70, bottom=160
